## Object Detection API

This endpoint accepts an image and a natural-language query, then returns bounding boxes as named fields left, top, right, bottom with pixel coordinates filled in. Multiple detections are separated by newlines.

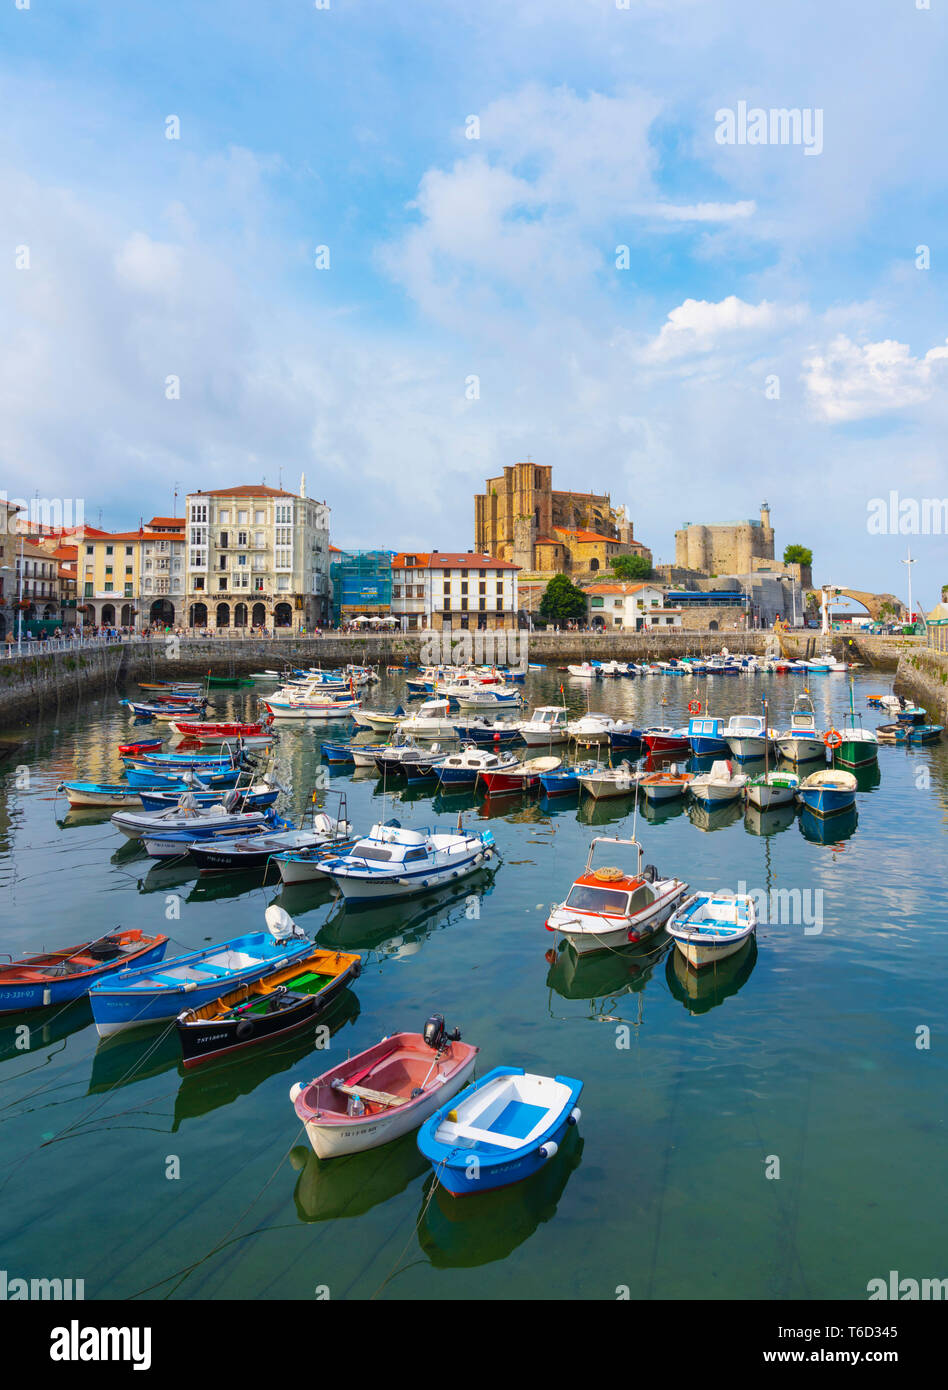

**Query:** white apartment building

left=185, top=480, right=330, bottom=630
left=139, top=517, right=186, bottom=627
left=586, top=582, right=683, bottom=630
left=390, top=551, right=520, bottom=631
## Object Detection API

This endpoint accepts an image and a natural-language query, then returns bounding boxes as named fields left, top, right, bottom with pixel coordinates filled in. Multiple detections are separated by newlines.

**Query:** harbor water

left=0, top=668, right=945, bottom=1300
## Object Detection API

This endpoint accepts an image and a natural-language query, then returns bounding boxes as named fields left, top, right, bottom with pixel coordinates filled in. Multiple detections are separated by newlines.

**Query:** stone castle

left=474, top=461, right=651, bottom=576
left=675, top=503, right=775, bottom=575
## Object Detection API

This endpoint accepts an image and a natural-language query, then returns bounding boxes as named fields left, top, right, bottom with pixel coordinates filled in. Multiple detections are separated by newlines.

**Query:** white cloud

left=640, top=295, right=792, bottom=361
left=803, top=335, right=948, bottom=423
left=647, top=200, right=756, bottom=222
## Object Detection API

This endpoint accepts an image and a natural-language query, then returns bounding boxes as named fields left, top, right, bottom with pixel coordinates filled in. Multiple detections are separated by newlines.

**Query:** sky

left=1, top=0, right=946, bottom=611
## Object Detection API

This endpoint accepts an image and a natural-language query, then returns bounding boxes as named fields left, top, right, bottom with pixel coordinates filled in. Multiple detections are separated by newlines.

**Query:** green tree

left=609, top=553, right=652, bottom=581
left=783, top=544, right=813, bottom=567
left=538, top=573, right=588, bottom=624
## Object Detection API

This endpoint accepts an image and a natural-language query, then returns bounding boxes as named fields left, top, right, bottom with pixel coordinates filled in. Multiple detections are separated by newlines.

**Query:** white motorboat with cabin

left=723, top=714, right=777, bottom=761
left=545, top=836, right=688, bottom=955
left=317, top=820, right=496, bottom=902
left=517, top=706, right=570, bottom=746
left=775, top=694, right=825, bottom=763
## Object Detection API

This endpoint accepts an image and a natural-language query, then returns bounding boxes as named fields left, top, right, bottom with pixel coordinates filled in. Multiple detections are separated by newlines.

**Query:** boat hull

left=329, top=845, right=492, bottom=902
left=0, top=935, right=169, bottom=1014
left=776, top=736, right=825, bottom=762
left=797, top=788, right=856, bottom=817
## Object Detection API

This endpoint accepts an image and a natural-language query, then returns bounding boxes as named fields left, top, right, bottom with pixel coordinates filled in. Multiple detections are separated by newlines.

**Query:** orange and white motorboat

left=545, top=836, right=688, bottom=955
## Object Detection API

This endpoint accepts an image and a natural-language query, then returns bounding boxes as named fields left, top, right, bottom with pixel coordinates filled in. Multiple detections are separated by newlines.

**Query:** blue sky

left=2, top=0, right=946, bottom=609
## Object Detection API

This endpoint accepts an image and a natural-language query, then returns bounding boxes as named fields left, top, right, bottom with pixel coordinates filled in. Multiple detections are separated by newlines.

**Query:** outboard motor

left=423, top=1014, right=461, bottom=1051
left=643, top=864, right=658, bottom=883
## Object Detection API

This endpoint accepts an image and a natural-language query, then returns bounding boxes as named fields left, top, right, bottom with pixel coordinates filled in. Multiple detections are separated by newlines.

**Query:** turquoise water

left=0, top=669, right=945, bottom=1300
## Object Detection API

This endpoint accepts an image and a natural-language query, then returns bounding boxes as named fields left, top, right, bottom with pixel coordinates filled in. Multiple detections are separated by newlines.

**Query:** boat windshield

left=356, top=845, right=394, bottom=861
left=564, top=884, right=630, bottom=914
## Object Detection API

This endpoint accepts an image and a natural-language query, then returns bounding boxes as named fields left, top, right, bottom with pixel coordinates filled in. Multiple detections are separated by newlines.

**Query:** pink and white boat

left=289, top=1016, right=478, bottom=1158
left=641, top=726, right=690, bottom=755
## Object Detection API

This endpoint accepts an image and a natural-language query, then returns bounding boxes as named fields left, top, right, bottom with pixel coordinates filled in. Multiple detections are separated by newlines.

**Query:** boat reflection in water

left=851, top=762, right=882, bottom=794
left=290, top=1131, right=428, bottom=1224
left=418, top=1123, right=583, bottom=1268
left=316, top=870, right=497, bottom=956
left=545, top=938, right=669, bottom=1013
left=743, top=802, right=798, bottom=837
left=687, top=800, right=743, bottom=834
left=665, top=936, right=758, bottom=1016
left=575, top=795, right=635, bottom=827
left=0, top=997, right=93, bottom=1063
left=89, top=989, right=360, bottom=1128
left=799, top=804, right=858, bottom=846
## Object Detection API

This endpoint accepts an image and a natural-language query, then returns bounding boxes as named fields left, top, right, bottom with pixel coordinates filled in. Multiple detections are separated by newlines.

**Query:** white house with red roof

left=390, top=550, right=520, bottom=630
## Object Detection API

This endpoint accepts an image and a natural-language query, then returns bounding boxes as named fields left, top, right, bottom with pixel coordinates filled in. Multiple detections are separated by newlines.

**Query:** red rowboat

left=118, top=738, right=164, bottom=756
left=478, top=755, right=561, bottom=794
left=170, top=719, right=271, bottom=739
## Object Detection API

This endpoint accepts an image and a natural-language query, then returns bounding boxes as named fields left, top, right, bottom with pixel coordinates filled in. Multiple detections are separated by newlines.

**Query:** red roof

left=391, top=552, right=431, bottom=568
left=146, top=516, right=183, bottom=528
left=189, top=485, right=297, bottom=499
left=427, top=553, right=519, bottom=571
left=553, top=527, right=619, bottom=545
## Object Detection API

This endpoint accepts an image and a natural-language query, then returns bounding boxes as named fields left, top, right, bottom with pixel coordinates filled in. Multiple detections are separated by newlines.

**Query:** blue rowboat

left=138, top=786, right=280, bottom=812
left=0, top=930, right=170, bottom=1014
left=58, top=781, right=149, bottom=808
left=417, top=1066, right=583, bottom=1195
left=687, top=716, right=729, bottom=757
left=452, top=724, right=521, bottom=747
left=796, top=769, right=857, bottom=817
left=123, top=753, right=240, bottom=772
left=607, top=728, right=644, bottom=753
left=539, top=767, right=579, bottom=795
left=88, top=910, right=312, bottom=1036
left=907, top=724, right=943, bottom=743
left=320, top=741, right=356, bottom=764
left=124, top=767, right=240, bottom=790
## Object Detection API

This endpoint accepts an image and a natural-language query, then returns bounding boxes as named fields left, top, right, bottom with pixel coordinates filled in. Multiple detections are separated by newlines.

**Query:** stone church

left=474, top=461, right=651, bottom=577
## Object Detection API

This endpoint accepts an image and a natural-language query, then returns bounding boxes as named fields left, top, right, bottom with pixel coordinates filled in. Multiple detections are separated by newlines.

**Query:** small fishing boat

left=607, top=726, right=644, bottom=752
left=435, top=746, right=518, bottom=788
left=516, top=707, right=570, bottom=746
left=639, top=766, right=694, bottom=803
left=774, top=693, right=824, bottom=762
left=117, top=738, right=163, bottom=756
left=272, top=839, right=360, bottom=884
left=318, top=821, right=496, bottom=902
left=538, top=760, right=598, bottom=796
left=111, top=795, right=273, bottom=842
left=290, top=1014, right=478, bottom=1158
left=689, top=759, right=748, bottom=807
left=0, top=930, right=170, bottom=1014
left=907, top=724, right=944, bottom=744
left=124, top=765, right=240, bottom=790
left=205, top=675, right=254, bottom=687
left=417, top=1067, right=583, bottom=1195
left=566, top=662, right=601, bottom=679
left=58, top=781, right=147, bottom=809
left=123, top=700, right=208, bottom=720
left=374, top=742, right=448, bottom=783
left=168, top=718, right=273, bottom=743
left=175, top=947, right=361, bottom=1067
left=796, top=768, right=858, bottom=817
left=723, top=715, right=776, bottom=761
left=320, top=740, right=356, bottom=764
left=641, top=726, right=690, bottom=756
left=895, top=704, right=926, bottom=725
left=666, top=891, right=758, bottom=970
left=188, top=807, right=351, bottom=874
left=479, top=755, right=561, bottom=794
left=453, top=686, right=524, bottom=710
left=744, top=770, right=800, bottom=809
left=398, top=698, right=459, bottom=738
left=350, top=705, right=406, bottom=733
left=687, top=716, right=729, bottom=757
left=88, top=907, right=313, bottom=1036
left=545, top=835, right=688, bottom=954
left=263, top=696, right=361, bottom=721
left=137, top=781, right=281, bottom=812
left=833, top=718, right=878, bottom=769
left=570, top=714, right=639, bottom=747
left=451, top=721, right=522, bottom=747
left=875, top=722, right=909, bottom=744
left=577, top=762, right=640, bottom=799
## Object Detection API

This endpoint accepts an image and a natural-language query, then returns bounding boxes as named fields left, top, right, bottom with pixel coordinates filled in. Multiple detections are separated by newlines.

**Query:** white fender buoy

left=539, top=1141, right=558, bottom=1161
left=568, top=1107, right=581, bottom=1126
left=289, top=1082, right=303, bottom=1103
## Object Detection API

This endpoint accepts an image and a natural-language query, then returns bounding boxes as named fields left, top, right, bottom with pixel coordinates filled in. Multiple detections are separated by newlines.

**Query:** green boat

left=833, top=683, right=878, bottom=769
left=205, top=676, right=254, bottom=688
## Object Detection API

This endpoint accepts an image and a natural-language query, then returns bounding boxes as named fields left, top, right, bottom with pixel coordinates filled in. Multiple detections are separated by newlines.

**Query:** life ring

left=688, top=700, right=701, bottom=715
left=824, top=728, right=843, bottom=749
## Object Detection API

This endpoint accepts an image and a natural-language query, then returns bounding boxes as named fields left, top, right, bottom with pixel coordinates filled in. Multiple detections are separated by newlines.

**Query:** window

left=220, top=532, right=229, bottom=549
left=194, top=576, right=205, bottom=591
left=85, top=545, right=93, bottom=555
left=392, top=585, right=402, bottom=598
left=254, top=531, right=264, bottom=548
left=479, top=598, right=486, bottom=611
left=415, top=585, right=424, bottom=598
left=126, top=567, right=133, bottom=576
left=218, top=577, right=227, bottom=590
left=496, top=598, right=503, bottom=611
left=105, top=545, right=113, bottom=555
left=237, top=531, right=247, bottom=547
left=237, top=510, right=248, bottom=524
left=237, top=554, right=247, bottom=566
left=105, top=565, right=113, bottom=576
left=254, top=510, right=265, bottom=524
left=219, top=509, right=230, bottom=523
left=253, top=577, right=264, bottom=591
left=104, top=582, right=113, bottom=592
left=84, top=581, right=92, bottom=597
left=124, top=584, right=133, bottom=597
left=276, top=575, right=289, bottom=590
left=125, top=546, right=132, bottom=556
